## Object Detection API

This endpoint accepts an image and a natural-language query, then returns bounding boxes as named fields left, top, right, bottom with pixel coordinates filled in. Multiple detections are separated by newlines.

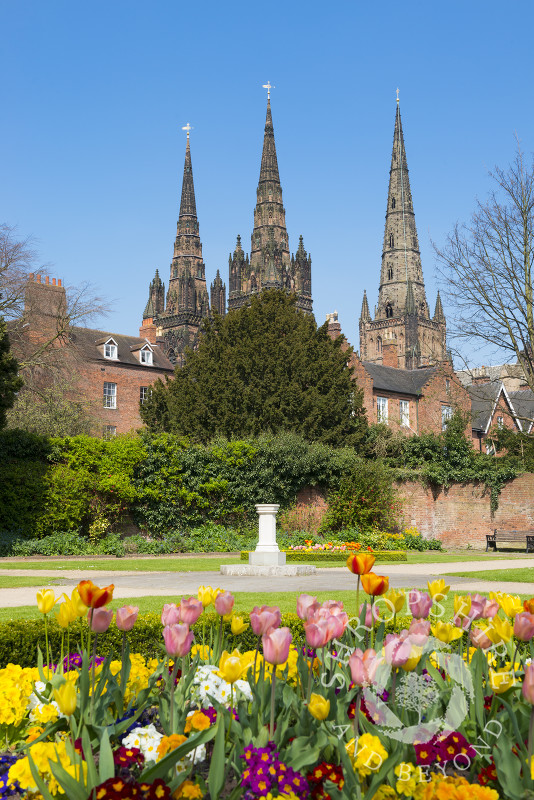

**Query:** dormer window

left=104, top=339, right=118, bottom=359
left=140, top=347, right=153, bottom=365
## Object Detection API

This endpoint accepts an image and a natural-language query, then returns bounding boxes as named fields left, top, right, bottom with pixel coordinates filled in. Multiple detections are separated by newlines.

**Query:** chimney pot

left=52, top=278, right=56, bottom=286
left=36, top=274, right=41, bottom=283
left=45, top=276, right=49, bottom=285
left=58, top=279, right=62, bottom=287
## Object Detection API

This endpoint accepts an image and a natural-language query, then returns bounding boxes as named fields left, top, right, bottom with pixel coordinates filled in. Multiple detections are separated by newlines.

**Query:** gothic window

left=391, top=198, right=396, bottom=209
left=389, top=234, right=394, bottom=248
left=377, top=336, right=382, bottom=353
left=386, top=303, right=393, bottom=319
left=387, top=266, right=393, bottom=280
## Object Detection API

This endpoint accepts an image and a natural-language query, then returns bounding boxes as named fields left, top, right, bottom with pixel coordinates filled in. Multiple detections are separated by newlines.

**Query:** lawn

left=0, top=576, right=60, bottom=588
left=448, top=567, right=534, bottom=583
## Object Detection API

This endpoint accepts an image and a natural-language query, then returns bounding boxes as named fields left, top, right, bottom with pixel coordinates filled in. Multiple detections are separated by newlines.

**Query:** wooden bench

left=486, top=529, right=534, bottom=553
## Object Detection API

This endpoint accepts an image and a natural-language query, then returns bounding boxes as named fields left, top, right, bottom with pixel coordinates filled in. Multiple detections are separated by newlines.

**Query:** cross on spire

left=182, top=122, right=193, bottom=140
left=262, top=81, right=274, bottom=100
left=396, top=88, right=400, bottom=103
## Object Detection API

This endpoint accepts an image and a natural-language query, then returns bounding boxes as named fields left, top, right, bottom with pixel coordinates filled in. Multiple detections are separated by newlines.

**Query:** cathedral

left=140, top=91, right=312, bottom=365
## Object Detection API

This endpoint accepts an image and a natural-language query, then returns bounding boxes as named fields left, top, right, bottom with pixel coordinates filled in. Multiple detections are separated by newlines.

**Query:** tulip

left=401, top=645, right=423, bottom=672
left=197, top=586, right=215, bottom=608
left=359, top=602, right=379, bottom=628
left=467, top=594, right=488, bottom=622
left=218, top=651, right=243, bottom=684
left=77, top=580, right=114, bottom=609
left=116, top=605, right=139, bottom=632
left=384, top=588, right=406, bottom=615
left=263, top=627, right=292, bottom=665
left=346, top=553, right=375, bottom=575
left=36, top=589, right=56, bottom=615
left=524, top=598, right=534, bottom=615
left=483, top=598, right=499, bottom=620
left=161, top=603, right=181, bottom=626
left=214, top=591, right=234, bottom=617
left=308, top=693, right=330, bottom=721
left=427, top=579, right=450, bottom=600
left=384, top=633, right=412, bottom=668
left=523, top=664, right=534, bottom=704
left=296, top=594, right=320, bottom=621
left=69, top=588, right=88, bottom=618
left=179, top=597, right=203, bottom=626
left=250, top=606, right=282, bottom=635
left=490, top=667, right=518, bottom=695
left=361, top=573, right=389, bottom=597
left=304, top=619, right=331, bottom=650
left=432, top=621, right=463, bottom=644
left=53, top=680, right=77, bottom=716
left=491, top=592, right=523, bottom=618
left=408, top=591, right=433, bottom=619
left=55, top=600, right=77, bottom=629
left=348, top=648, right=378, bottom=687
left=514, top=612, right=534, bottom=642
left=230, top=615, right=249, bottom=635
left=89, top=608, right=113, bottom=633
left=408, top=619, right=430, bottom=646
left=469, top=626, right=492, bottom=650
left=485, top=615, right=513, bottom=645
left=163, top=623, right=194, bottom=658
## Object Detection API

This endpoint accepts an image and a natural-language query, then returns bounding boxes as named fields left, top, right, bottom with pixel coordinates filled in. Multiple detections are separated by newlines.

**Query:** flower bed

left=240, top=549, right=408, bottom=562
left=1, top=567, right=533, bottom=798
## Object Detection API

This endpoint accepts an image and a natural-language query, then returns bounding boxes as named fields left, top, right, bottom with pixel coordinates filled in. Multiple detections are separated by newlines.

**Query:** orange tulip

left=77, top=580, right=114, bottom=609
left=524, top=598, right=534, bottom=614
left=361, top=572, right=389, bottom=597
left=346, top=553, right=375, bottom=575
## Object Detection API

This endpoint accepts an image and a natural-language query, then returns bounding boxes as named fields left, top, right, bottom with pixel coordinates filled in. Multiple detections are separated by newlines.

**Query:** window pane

left=140, top=386, right=149, bottom=405
left=103, top=382, right=117, bottom=409
left=400, top=400, right=409, bottom=427
left=377, top=396, right=388, bottom=424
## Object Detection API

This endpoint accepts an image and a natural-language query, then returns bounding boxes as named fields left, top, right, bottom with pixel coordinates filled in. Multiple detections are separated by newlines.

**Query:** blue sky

left=2, top=1, right=533, bottom=366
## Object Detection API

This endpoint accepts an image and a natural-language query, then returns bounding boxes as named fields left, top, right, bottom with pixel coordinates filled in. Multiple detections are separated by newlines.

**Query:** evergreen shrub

left=239, top=550, right=408, bottom=563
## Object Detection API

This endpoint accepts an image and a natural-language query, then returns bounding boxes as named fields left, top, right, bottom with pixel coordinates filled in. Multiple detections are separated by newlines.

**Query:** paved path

left=0, top=557, right=533, bottom=607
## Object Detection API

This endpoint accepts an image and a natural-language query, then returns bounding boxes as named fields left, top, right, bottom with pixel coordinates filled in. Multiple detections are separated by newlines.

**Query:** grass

left=0, top=576, right=60, bottom=588
left=0, top=550, right=527, bottom=572
left=448, top=567, right=534, bottom=583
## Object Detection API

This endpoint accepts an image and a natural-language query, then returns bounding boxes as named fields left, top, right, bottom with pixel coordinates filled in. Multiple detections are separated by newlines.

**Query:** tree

left=141, top=290, right=367, bottom=447
left=0, top=318, right=23, bottom=429
left=5, top=378, right=95, bottom=438
left=435, top=147, right=534, bottom=415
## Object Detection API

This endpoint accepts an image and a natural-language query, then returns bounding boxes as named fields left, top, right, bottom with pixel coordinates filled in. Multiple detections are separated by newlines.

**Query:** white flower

left=122, top=723, right=163, bottom=763
left=27, top=682, right=47, bottom=710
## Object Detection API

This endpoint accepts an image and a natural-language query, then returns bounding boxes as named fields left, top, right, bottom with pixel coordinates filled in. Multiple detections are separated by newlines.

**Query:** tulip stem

left=356, top=577, right=360, bottom=621
left=270, top=669, right=276, bottom=740
left=529, top=707, right=534, bottom=775
left=90, top=632, right=98, bottom=723
left=227, top=685, right=234, bottom=742
left=370, top=599, right=375, bottom=649
left=254, top=636, right=260, bottom=682
left=306, top=649, right=315, bottom=703
left=353, top=690, right=361, bottom=740
left=44, top=614, right=50, bottom=673
left=169, top=659, right=180, bottom=735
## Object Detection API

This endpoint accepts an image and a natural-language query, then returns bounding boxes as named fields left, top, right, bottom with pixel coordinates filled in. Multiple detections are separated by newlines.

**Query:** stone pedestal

left=248, top=504, right=286, bottom=566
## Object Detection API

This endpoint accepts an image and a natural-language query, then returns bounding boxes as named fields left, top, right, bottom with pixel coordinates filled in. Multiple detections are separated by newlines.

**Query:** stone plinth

left=248, top=503, right=286, bottom=566
left=220, top=564, right=316, bottom=577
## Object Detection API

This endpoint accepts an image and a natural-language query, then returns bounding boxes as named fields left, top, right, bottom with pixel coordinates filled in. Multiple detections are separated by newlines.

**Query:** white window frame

left=103, top=425, right=117, bottom=440
left=140, top=347, right=153, bottom=365
left=377, top=396, right=388, bottom=424
left=104, top=339, right=118, bottom=360
left=140, top=386, right=149, bottom=405
left=400, top=399, right=410, bottom=428
left=441, top=405, right=453, bottom=430
left=497, top=416, right=504, bottom=428
left=103, top=382, right=117, bottom=409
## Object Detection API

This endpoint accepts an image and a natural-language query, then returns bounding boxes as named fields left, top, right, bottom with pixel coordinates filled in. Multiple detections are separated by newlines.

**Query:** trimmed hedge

left=0, top=611, right=414, bottom=668
left=239, top=550, right=408, bottom=563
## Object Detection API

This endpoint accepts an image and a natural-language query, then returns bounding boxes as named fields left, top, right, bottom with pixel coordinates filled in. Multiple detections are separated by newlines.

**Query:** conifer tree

left=141, top=290, right=367, bottom=447
left=0, top=318, right=23, bottom=429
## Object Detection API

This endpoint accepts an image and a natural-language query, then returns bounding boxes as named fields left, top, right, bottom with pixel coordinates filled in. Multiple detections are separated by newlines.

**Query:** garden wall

left=297, top=474, right=534, bottom=549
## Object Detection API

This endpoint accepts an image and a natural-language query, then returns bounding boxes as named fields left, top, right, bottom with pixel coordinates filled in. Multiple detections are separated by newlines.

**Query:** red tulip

left=179, top=597, right=203, bottom=626
left=78, top=580, right=114, bottom=609
left=214, top=591, right=234, bottom=617
left=361, top=573, right=389, bottom=597
left=250, top=605, right=282, bottom=635
left=263, top=627, right=292, bottom=665
left=163, top=623, right=194, bottom=658
left=116, top=605, right=139, bottom=632
left=88, top=608, right=113, bottom=633
left=346, top=553, right=375, bottom=575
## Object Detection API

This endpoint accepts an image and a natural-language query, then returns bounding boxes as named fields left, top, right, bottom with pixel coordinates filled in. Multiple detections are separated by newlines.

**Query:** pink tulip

left=349, top=648, right=378, bottom=687
left=408, top=591, right=433, bottom=619
left=163, top=623, right=194, bottom=658
left=359, top=602, right=379, bottom=628
left=214, top=591, right=234, bottom=617
left=263, top=627, right=292, bottom=665
left=304, top=619, right=331, bottom=650
left=470, top=627, right=492, bottom=650
left=467, top=594, right=487, bottom=621
left=116, top=605, right=139, bottom=632
left=250, top=605, right=282, bottom=635
left=483, top=599, right=500, bottom=620
left=514, top=612, right=534, bottom=642
left=523, top=664, right=534, bottom=704
left=296, top=595, right=320, bottom=621
left=89, top=608, right=113, bottom=633
left=408, top=619, right=430, bottom=646
left=322, top=600, right=345, bottom=613
left=384, top=632, right=412, bottom=667
left=161, top=603, right=180, bottom=626
left=179, top=597, right=203, bottom=626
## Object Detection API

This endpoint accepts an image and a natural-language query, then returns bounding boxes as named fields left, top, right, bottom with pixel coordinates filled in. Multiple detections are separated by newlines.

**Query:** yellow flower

left=218, top=650, right=243, bottom=684
left=68, top=588, right=88, bottom=618
left=401, top=645, right=423, bottom=672
left=53, top=680, right=77, bottom=716
left=384, top=588, right=406, bottom=614
left=157, top=734, right=186, bottom=761
left=36, top=589, right=56, bottom=615
left=184, top=710, right=211, bottom=733
left=308, top=693, right=330, bottom=721
left=175, top=780, right=204, bottom=799
left=428, top=579, right=450, bottom=600
left=347, top=732, right=388, bottom=777
left=25, top=725, right=44, bottom=743
left=55, top=600, right=77, bottom=629
left=489, top=667, right=518, bottom=694
left=372, top=788, right=398, bottom=800
left=485, top=615, right=512, bottom=644
left=231, top=615, right=249, bottom=635
left=492, top=592, right=523, bottom=618
left=197, top=585, right=215, bottom=608
left=453, top=594, right=471, bottom=619
left=394, top=762, right=418, bottom=797
left=432, top=621, right=463, bottom=644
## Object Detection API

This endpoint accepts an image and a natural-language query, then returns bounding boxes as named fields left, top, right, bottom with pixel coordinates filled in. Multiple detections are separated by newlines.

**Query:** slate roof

left=508, top=389, right=534, bottom=433
left=69, top=326, right=174, bottom=371
left=361, top=362, right=439, bottom=396
left=467, top=382, right=504, bottom=432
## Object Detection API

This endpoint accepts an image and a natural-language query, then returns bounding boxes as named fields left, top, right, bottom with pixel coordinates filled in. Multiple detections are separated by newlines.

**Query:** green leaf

left=208, top=717, right=226, bottom=800
left=48, top=760, right=88, bottom=800
left=28, top=758, right=56, bottom=800
left=98, top=728, right=115, bottom=782
left=140, top=725, right=216, bottom=783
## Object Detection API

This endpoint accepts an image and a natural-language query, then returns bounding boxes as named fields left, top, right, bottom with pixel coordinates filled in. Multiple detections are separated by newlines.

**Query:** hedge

left=239, top=550, right=408, bottom=563
left=0, top=612, right=414, bottom=668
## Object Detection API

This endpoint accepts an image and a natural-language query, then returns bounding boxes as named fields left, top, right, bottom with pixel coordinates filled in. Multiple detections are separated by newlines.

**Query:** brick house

left=12, top=275, right=174, bottom=436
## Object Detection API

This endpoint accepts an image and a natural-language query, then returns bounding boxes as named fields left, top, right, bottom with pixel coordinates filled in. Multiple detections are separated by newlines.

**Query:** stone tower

left=139, top=269, right=165, bottom=344
left=143, top=129, right=226, bottom=365
left=359, top=98, right=447, bottom=369
left=228, top=93, right=313, bottom=313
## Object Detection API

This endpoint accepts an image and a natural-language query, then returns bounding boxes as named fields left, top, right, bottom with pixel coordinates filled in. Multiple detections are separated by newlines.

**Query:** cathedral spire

left=434, top=290, right=446, bottom=323
left=179, top=126, right=197, bottom=217
left=259, top=98, right=281, bottom=186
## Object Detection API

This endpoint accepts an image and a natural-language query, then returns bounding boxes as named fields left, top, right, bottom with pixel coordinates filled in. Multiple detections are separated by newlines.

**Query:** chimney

left=139, top=317, right=157, bottom=345
left=382, top=334, right=399, bottom=368
left=326, top=310, right=342, bottom=341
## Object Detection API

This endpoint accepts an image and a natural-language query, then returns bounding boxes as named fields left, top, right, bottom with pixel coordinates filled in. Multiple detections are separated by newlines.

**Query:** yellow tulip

left=230, top=615, right=249, bottom=635
left=428, top=579, right=450, bottom=600
left=53, top=680, right=77, bottom=716
left=55, top=600, right=77, bottom=629
left=36, top=589, right=56, bottom=615
left=485, top=615, right=512, bottom=645
left=68, top=588, right=88, bottom=618
left=497, top=594, right=523, bottom=619
left=489, top=668, right=518, bottom=695
left=308, top=693, right=330, bottom=721
left=218, top=650, right=243, bottom=684
left=453, top=595, right=471, bottom=619
left=432, top=621, right=463, bottom=644
left=401, top=645, right=423, bottom=672
left=384, top=588, right=405, bottom=614
left=197, top=586, right=215, bottom=608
